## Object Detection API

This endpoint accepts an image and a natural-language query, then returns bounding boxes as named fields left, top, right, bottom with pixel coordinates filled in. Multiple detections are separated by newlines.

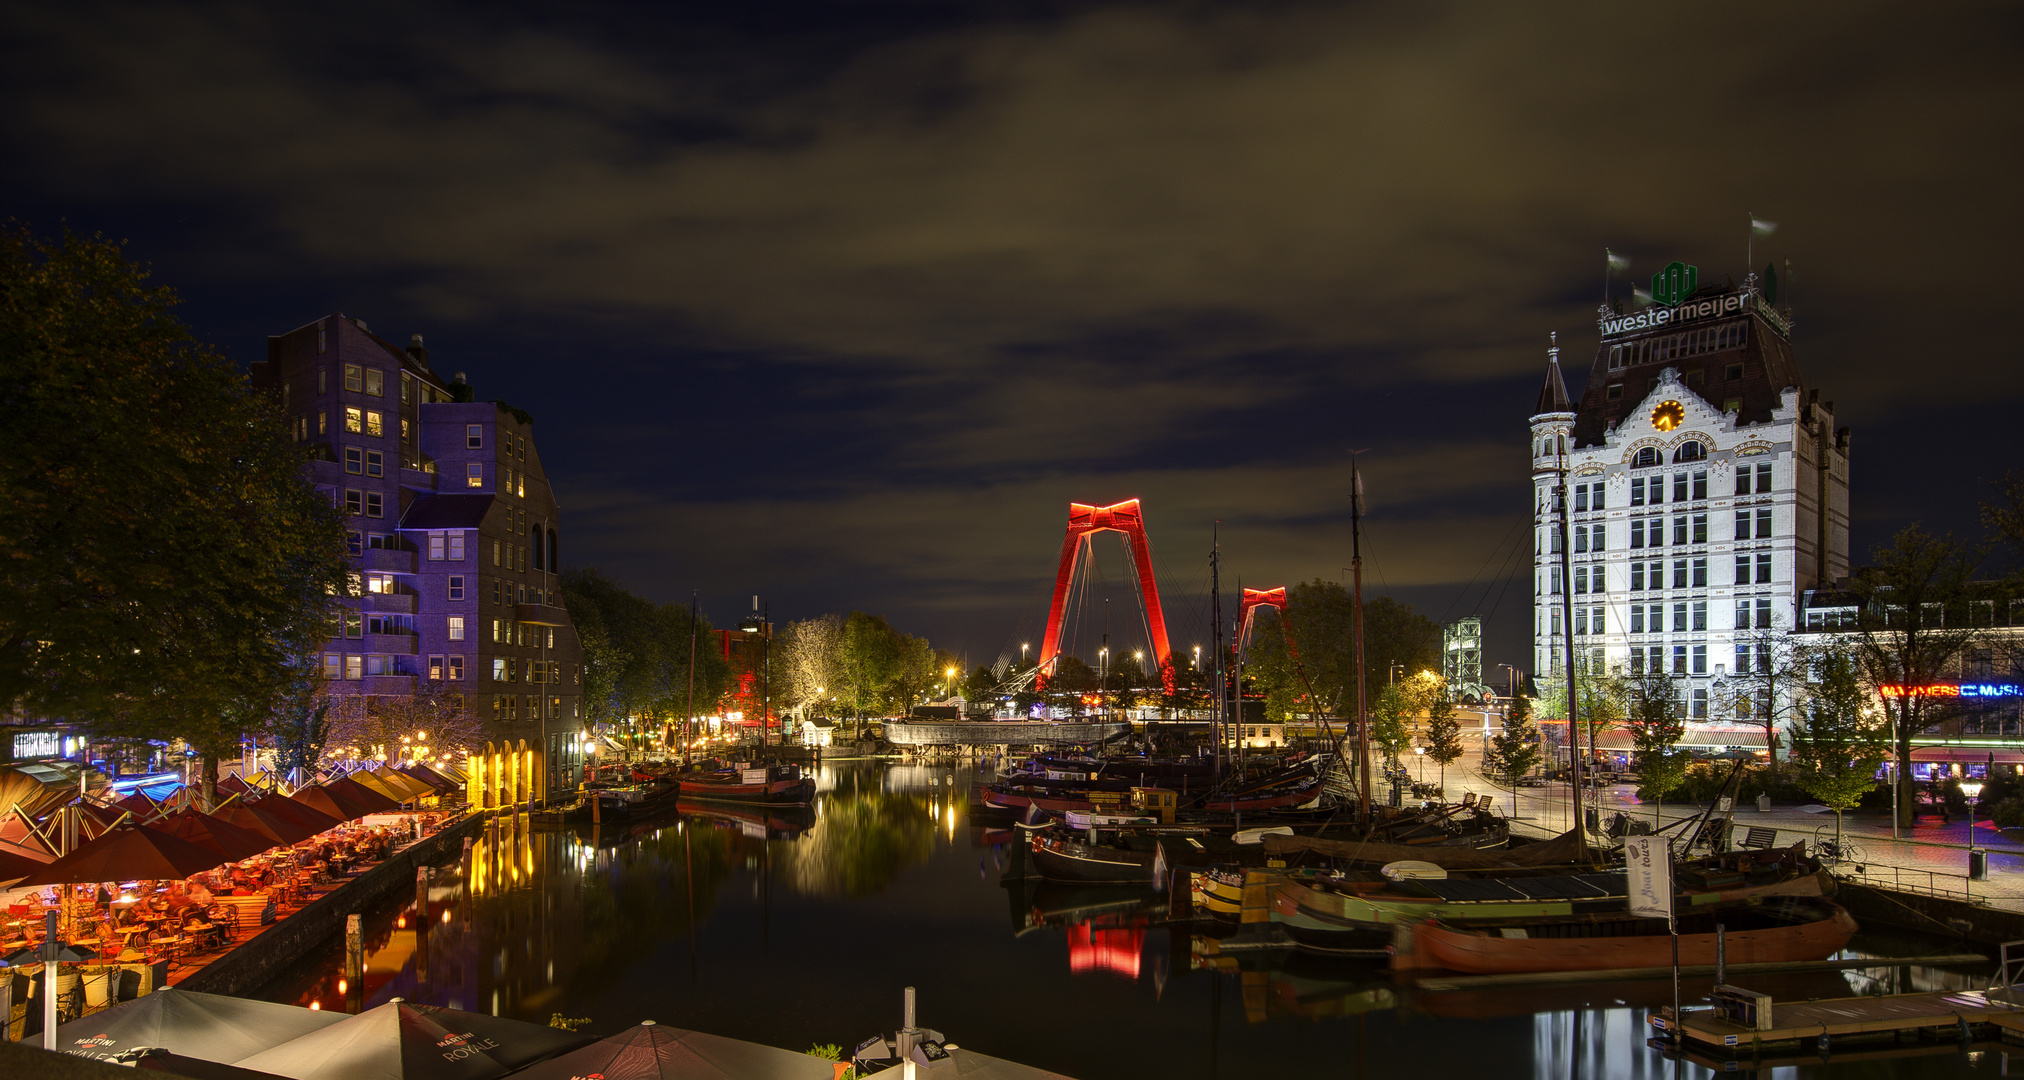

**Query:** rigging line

left=1482, top=530, right=1526, bottom=621
left=1469, top=515, right=1528, bottom=615
left=1438, top=514, right=1526, bottom=626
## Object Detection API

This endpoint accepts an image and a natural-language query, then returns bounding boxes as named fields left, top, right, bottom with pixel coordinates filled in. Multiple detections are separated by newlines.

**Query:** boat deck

left=1674, top=987, right=2024, bottom=1052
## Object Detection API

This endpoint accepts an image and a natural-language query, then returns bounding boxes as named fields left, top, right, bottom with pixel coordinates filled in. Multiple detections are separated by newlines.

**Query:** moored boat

left=1403, top=895, right=1857, bottom=974
left=678, top=763, right=815, bottom=804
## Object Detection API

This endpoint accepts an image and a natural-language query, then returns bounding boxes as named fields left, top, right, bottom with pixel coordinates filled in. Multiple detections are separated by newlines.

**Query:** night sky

left=5, top=3, right=2019, bottom=675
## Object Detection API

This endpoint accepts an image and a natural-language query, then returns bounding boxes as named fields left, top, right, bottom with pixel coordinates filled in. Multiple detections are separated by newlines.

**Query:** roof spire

left=1534, top=331, right=1572, bottom=415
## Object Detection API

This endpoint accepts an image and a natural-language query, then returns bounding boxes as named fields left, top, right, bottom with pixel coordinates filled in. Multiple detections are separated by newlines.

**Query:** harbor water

left=254, top=759, right=2005, bottom=1078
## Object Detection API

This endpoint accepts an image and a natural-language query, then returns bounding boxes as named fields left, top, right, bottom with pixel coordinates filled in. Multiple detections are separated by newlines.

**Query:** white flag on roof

left=1606, top=248, right=1630, bottom=271
left=1751, top=217, right=1778, bottom=236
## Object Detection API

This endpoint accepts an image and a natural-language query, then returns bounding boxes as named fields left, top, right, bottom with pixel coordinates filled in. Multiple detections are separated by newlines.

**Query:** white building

left=1529, top=265, right=1851, bottom=748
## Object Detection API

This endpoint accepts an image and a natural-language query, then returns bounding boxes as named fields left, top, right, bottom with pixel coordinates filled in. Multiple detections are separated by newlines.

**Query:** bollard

left=896, top=986, right=917, bottom=1062
left=41, top=911, right=58, bottom=1050
left=345, top=913, right=363, bottom=981
left=416, top=867, right=429, bottom=921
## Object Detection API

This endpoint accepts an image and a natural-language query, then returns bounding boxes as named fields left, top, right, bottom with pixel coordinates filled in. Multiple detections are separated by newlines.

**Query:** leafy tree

left=0, top=225, right=351, bottom=802
left=327, top=679, right=484, bottom=766
left=1726, top=622, right=1809, bottom=778
left=1789, top=644, right=1889, bottom=847
left=1623, top=670, right=1687, bottom=824
left=777, top=613, right=846, bottom=720
left=1370, top=682, right=1414, bottom=765
left=1848, top=527, right=1986, bottom=827
left=1422, top=689, right=1464, bottom=789
left=268, top=669, right=334, bottom=777
left=561, top=569, right=726, bottom=750
left=962, top=665, right=998, bottom=704
left=1243, top=582, right=1441, bottom=721
left=1483, top=693, right=1540, bottom=787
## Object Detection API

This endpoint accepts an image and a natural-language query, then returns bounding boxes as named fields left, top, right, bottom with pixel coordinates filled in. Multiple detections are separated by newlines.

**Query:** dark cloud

left=4, top=1, right=2019, bottom=666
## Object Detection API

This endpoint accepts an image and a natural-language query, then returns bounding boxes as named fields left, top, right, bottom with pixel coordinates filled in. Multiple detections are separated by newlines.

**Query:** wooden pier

left=1668, top=986, right=2024, bottom=1055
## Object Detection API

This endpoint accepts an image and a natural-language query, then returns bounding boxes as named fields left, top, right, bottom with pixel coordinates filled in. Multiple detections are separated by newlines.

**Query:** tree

left=268, top=669, right=334, bottom=777
left=1789, top=643, right=1890, bottom=846
left=777, top=613, right=846, bottom=720
left=1623, top=670, right=1687, bottom=825
left=0, top=225, right=352, bottom=802
left=1483, top=693, right=1541, bottom=788
left=1848, top=527, right=1986, bottom=827
left=1725, top=622, right=1809, bottom=778
left=1423, top=689, right=1464, bottom=790
left=1370, top=682, right=1414, bottom=765
left=1244, top=582, right=1441, bottom=721
left=327, top=680, right=485, bottom=767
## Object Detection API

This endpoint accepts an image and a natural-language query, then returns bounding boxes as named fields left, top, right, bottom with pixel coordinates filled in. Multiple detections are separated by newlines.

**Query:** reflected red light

left=1066, top=923, right=1143, bottom=978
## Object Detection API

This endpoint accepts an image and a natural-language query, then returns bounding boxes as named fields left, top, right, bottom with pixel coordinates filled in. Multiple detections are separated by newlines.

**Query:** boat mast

left=1550, top=332, right=1588, bottom=843
left=683, top=590, right=699, bottom=768
left=1350, top=455, right=1371, bottom=832
left=1210, top=522, right=1226, bottom=780
left=1233, top=576, right=1245, bottom=776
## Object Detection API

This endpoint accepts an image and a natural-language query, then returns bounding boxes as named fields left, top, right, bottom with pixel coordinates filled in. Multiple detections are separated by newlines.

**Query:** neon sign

left=1880, top=684, right=2024, bottom=699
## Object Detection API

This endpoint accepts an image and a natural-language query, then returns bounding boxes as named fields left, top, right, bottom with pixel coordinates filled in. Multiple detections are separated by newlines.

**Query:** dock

left=1669, top=987, right=2024, bottom=1055
left=1413, top=953, right=1988, bottom=992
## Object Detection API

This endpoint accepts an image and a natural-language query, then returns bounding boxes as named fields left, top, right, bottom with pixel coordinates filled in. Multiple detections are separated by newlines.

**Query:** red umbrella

left=290, top=786, right=370, bottom=823
left=17, top=825, right=226, bottom=886
left=399, top=764, right=459, bottom=793
left=261, top=795, right=345, bottom=836
left=154, top=810, right=278, bottom=863
left=212, top=801, right=318, bottom=846
left=330, top=776, right=401, bottom=813
left=0, top=844, right=47, bottom=887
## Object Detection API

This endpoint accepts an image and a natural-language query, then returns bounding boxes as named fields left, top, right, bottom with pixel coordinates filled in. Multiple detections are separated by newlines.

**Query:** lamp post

left=1414, top=744, right=1426, bottom=783
left=945, top=666, right=957, bottom=700
left=1963, top=776, right=1987, bottom=885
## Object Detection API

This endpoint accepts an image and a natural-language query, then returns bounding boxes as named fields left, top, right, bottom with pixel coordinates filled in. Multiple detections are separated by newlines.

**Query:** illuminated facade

left=1529, top=263, right=1851, bottom=748
left=252, top=316, right=584, bottom=797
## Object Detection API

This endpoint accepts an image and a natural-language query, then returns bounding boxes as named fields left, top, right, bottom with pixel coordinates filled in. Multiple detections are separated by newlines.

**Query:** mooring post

left=344, top=913, right=364, bottom=1012
left=416, top=866, right=429, bottom=921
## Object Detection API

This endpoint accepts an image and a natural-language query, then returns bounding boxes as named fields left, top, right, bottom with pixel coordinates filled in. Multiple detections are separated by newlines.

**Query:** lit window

left=401, top=372, right=412, bottom=404
left=448, top=616, right=465, bottom=641
left=502, top=466, right=513, bottom=494
left=466, top=462, right=484, bottom=489
left=345, top=407, right=362, bottom=433
left=448, top=575, right=464, bottom=600
left=345, top=364, right=362, bottom=392
left=346, top=654, right=363, bottom=680
left=322, top=653, right=341, bottom=679
left=365, top=450, right=383, bottom=478
left=428, top=532, right=445, bottom=560
left=429, top=655, right=444, bottom=680
left=365, top=573, right=394, bottom=594
left=318, top=411, right=327, bottom=436
left=365, top=492, right=384, bottom=518
left=365, top=368, right=384, bottom=396
left=448, top=532, right=465, bottom=560
left=345, top=447, right=363, bottom=474
left=467, top=424, right=483, bottom=449
left=401, top=418, right=410, bottom=444
left=364, top=655, right=390, bottom=676
left=447, top=656, right=464, bottom=681
left=493, top=657, right=508, bottom=681
left=365, top=411, right=383, bottom=438
left=492, top=540, right=501, bottom=566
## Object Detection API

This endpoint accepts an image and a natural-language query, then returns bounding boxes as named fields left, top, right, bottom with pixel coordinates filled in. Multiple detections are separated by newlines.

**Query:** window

left=318, top=410, right=328, bottom=436
left=429, top=655, right=444, bottom=680
left=1692, top=558, right=1707, bottom=587
left=1671, top=473, right=1687, bottom=501
left=448, top=616, right=465, bottom=641
left=1606, top=384, right=1623, bottom=400
left=1672, top=602, right=1688, bottom=633
left=467, top=424, right=483, bottom=449
left=1574, top=608, right=1588, bottom=635
left=400, top=418, right=410, bottom=444
left=345, top=489, right=363, bottom=514
left=448, top=575, right=464, bottom=600
left=1692, top=469, right=1707, bottom=500
left=1674, top=441, right=1706, bottom=463
left=1735, top=599, right=1751, bottom=631
left=1756, top=553, right=1773, bottom=584
left=428, top=532, right=446, bottom=560
left=492, top=540, right=502, bottom=566
left=345, top=530, right=363, bottom=556
left=490, top=617, right=502, bottom=643
left=493, top=657, right=509, bottom=682
left=344, top=364, right=362, bottom=392
left=364, top=572, right=394, bottom=594
left=1736, top=553, right=1751, bottom=584
left=1634, top=447, right=1660, bottom=468
left=365, top=450, right=383, bottom=478
left=1756, top=597, right=1773, bottom=629
left=1630, top=605, right=1645, bottom=633
left=365, top=411, right=383, bottom=437
left=1550, top=608, right=1562, bottom=637
left=1691, top=687, right=1709, bottom=718
left=1629, top=648, right=1646, bottom=675
left=345, top=654, right=363, bottom=680
left=345, top=407, right=362, bottom=433
left=1591, top=485, right=1606, bottom=511
left=1691, top=644, right=1707, bottom=674
left=1574, top=484, right=1588, bottom=512
left=1549, top=566, right=1562, bottom=595
left=1735, top=644, right=1752, bottom=675
left=1755, top=507, right=1772, bottom=539
left=1734, top=510, right=1750, bottom=541
left=1574, top=566, right=1587, bottom=593
left=364, top=492, right=383, bottom=518
left=322, top=653, right=341, bottom=679
left=1692, top=601, right=1707, bottom=631
left=449, top=532, right=465, bottom=560
left=1630, top=519, right=1645, bottom=548
left=1673, top=645, right=1688, bottom=674
left=516, top=545, right=527, bottom=572
left=345, top=447, right=363, bottom=474
left=516, top=434, right=526, bottom=462
left=1591, top=607, right=1604, bottom=635
left=1630, top=562, right=1646, bottom=590
left=1673, top=516, right=1688, bottom=545
left=1735, top=466, right=1751, bottom=496
left=1692, top=515, right=1707, bottom=544
left=1575, top=528, right=1588, bottom=554
left=1725, top=363, right=1744, bottom=382
left=1591, top=524, right=1606, bottom=552
left=1590, top=563, right=1605, bottom=594
left=1630, top=477, right=1646, bottom=506
left=364, top=368, right=384, bottom=396
left=1756, top=462, right=1772, bottom=492
left=448, top=655, right=464, bottom=681
left=366, top=613, right=397, bottom=635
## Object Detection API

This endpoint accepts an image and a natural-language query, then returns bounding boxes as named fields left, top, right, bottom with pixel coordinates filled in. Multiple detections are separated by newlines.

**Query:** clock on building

left=1651, top=400, right=1685, bottom=432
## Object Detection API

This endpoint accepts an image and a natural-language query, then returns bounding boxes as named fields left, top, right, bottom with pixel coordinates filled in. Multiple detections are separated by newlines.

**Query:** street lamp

left=1963, top=776, right=1987, bottom=883
left=1414, top=744, right=1426, bottom=783
left=945, top=666, right=957, bottom=699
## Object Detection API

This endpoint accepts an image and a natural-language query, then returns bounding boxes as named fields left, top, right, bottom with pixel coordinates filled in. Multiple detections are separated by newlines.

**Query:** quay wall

left=1838, top=881, right=2024, bottom=948
left=177, top=812, right=488, bottom=997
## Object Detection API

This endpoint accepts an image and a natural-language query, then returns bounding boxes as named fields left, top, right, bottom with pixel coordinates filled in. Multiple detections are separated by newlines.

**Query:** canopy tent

left=509, top=1021, right=836, bottom=1080
left=153, top=810, right=279, bottom=863
left=1911, top=745, right=2024, bottom=764
left=326, top=777, right=400, bottom=814
left=288, top=786, right=374, bottom=824
left=346, top=772, right=409, bottom=804
left=52, top=986, right=346, bottom=1065
left=135, top=1049, right=298, bottom=1080
left=212, top=801, right=319, bottom=847
left=0, top=763, right=82, bottom=821
left=0, top=843, right=47, bottom=888
left=111, top=792, right=166, bottom=822
left=235, top=1000, right=589, bottom=1080
left=17, top=824, right=227, bottom=887
left=400, top=764, right=459, bottom=791
left=216, top=775, right=255, bottom=796
left=369, top=769, right=435, bottom=801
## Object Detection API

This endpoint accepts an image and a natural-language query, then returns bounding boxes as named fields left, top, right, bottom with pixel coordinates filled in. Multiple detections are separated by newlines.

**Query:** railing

left=1837, top=860, right=1982, bottom=905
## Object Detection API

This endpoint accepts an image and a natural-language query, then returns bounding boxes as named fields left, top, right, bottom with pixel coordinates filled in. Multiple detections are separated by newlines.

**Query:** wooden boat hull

left=677, top=776, right=815, bottom=804
left=1408, top=897, right=1858, bottom=974
left=887, top=720, right=1130, bottom=746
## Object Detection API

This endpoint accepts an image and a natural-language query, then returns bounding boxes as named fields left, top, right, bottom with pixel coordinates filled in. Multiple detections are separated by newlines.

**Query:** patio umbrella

left=153, top=810, right=278, bottom=863
left=52, top=986, right=345, bottom=1064
left=136, top=1049, right=298, bottom=1079
left=212, top=802, right=318, bottom=847
left=289, top=786, right=373, bottom=824
left=348, top=772, right=410, bottom=804
left=370, top=769, right=434, bottom=801
left=508, top=1021, right=836, bottom=1080
left=259, top=796, right=346, bottom=836
left=326, top=777, right=400, bottom=815
left=235, top=999, right=589, bottom=1080
left=398, top=765, right=458, bottom=793
left=216, top=775, right=254, bottom=796
left=0, top=844, right=47, bottom=888
left=112, top=792, right=164, bottom=822
left=17, top=825, right=225, bottom=887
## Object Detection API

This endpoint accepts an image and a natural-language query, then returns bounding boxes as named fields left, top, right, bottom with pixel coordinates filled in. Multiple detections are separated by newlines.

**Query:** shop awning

left=1911, top=746, right=2024, bottom=764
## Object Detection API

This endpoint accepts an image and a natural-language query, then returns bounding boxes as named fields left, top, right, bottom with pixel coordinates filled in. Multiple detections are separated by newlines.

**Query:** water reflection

left=255, top=761, right=2000, bottom=1079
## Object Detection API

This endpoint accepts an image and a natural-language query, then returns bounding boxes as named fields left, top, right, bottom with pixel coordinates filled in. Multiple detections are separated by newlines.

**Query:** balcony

left=362, top=548, right=417, bottom=573
left=365, top=632, right=419, bottom=655
left=368, top=592, right=416, bottom=614
left=361, top=674, right=417, bottom=696
left=400, top=467, right=438, bottom=493
left=516, top=603, right=566, bottom=627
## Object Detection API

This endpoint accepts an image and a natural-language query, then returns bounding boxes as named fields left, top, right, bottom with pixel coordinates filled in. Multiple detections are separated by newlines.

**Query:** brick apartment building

left=252, top=315, right=585, bottom=799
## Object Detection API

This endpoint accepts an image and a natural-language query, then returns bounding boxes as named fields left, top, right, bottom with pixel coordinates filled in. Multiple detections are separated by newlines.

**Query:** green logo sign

left=1650, top=261, right=1698, bottom=306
